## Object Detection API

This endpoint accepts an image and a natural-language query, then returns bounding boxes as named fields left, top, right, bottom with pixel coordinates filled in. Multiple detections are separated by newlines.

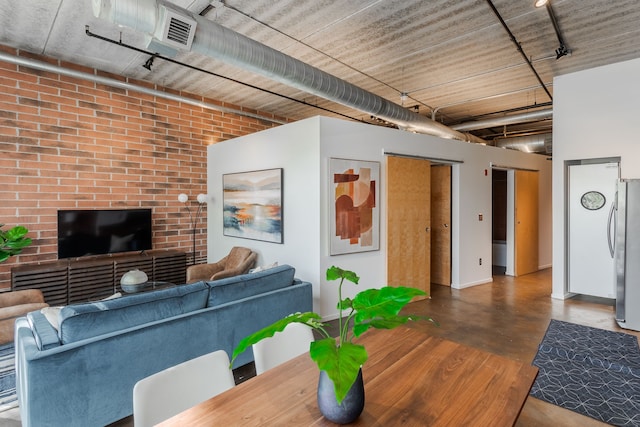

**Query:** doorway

left=492, top=170, right=508, bottom=275
left=491, top=168, right=539, bottom=277
left=431, top=164, right=452, bottom=286
left=386, top=155, right=453, bottom=295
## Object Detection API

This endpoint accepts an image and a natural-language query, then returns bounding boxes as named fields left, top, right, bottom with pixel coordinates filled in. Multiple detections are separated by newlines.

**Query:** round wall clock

left=580, top=191, right=606, bottom=210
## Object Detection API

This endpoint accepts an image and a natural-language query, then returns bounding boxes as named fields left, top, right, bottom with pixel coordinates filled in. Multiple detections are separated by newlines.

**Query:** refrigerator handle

left=607, top=196, right=616, bottom=258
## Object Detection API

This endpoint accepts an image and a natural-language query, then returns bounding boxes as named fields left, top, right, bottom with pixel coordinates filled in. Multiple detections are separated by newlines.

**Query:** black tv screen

left=57, top=209, right=152, bottom=259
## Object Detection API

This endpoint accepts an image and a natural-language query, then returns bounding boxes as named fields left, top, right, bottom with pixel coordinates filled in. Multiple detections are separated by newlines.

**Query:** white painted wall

left=206, top=119, right=323, bottom=309
left=209, top=116, right=552, bottom=319
left=552, top=57, right=640, bottom=299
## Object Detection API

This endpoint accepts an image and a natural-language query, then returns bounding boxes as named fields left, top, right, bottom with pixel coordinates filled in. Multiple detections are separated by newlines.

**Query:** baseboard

left=452, top=277, right=493, bottom=289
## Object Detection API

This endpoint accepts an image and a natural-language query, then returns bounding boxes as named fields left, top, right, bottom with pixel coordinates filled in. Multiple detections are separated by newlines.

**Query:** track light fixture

left=535, top=0, right=571, bottom=59
left=142, top=54, right=157, bottom=70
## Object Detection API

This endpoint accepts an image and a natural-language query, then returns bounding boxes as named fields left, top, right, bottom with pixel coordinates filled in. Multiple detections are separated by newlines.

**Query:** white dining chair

left=133, top=350, right=235, bottom=427
left=253, top=322, right=315, bottom=375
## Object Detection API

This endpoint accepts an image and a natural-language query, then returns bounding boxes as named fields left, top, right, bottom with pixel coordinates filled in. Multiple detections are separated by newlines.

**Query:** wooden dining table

left=158, top=326, right=538, bottom=426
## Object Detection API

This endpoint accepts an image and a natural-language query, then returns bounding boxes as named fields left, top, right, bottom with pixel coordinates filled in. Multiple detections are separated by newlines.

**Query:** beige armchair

left=0, top=289, right=48, bottom=345
left=186, top=246, right=257, bottom=283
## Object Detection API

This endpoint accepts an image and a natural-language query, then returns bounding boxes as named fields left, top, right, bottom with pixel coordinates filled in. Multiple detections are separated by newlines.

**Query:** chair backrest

left=133, top=350, right=235, bottom=427
left=253, top=322, right=315, bottom=375
left=226, top=246, right=253, bottom=268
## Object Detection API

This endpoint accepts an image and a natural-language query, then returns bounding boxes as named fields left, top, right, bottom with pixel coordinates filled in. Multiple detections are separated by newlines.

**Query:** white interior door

left=568, top=162, right=619, bottom=298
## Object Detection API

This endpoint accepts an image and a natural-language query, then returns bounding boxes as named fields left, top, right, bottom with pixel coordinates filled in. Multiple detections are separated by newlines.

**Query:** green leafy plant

left=0, top=224, right=32, bottom=263
left=231, top=265, right=436, bottom=404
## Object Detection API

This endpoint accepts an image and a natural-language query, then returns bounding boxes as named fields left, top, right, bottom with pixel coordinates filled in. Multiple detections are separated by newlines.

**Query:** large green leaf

left=309, top=339, right=367, bottom=404
left=353, top=315, right=436, bottom=336
left=230, top=312, right=322, bottom=366
left=352, top=287, right=426, bottom=321
left=326, top=266, right=359, bottom=284
left=4, top=225, right=29, bottom=240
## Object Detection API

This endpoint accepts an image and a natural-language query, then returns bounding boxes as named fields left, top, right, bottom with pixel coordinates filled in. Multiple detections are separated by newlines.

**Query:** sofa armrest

left=26, top=311, right=61, bottom=350
left=0, top=289, right=45, bottom=308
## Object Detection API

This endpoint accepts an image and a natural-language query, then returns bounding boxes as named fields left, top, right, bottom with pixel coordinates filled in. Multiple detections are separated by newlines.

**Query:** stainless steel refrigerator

left=614, top=179, right=640, bottom=331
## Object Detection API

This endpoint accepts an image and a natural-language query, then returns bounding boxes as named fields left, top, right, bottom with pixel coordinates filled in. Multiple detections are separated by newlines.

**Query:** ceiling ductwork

left=450, top=109, right=553, bottom=132
left=92, top=0, right=483, bottom=143
left=494, top=133, right=552, bottom=154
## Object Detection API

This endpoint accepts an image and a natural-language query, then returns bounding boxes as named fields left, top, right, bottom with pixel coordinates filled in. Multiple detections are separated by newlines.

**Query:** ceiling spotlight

left=142, top=54, right=157, bottom=71
left=534, top=0, right=548, bottom=7
left=400, top=92, right=408, bottom=103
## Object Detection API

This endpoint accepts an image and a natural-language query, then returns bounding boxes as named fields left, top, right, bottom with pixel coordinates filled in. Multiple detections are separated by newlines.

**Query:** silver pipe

left=493, top=133, right=552, bottom=154
left=451, top=109, right=552, bottom=132
left=93, top=0, right=478, bottom=142
left=0, top=51, right=285, bottom=125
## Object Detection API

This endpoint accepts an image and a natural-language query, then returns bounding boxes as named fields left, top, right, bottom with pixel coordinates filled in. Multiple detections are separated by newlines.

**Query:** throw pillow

left=249, top=261, right=279, bottom=274
left=40, top=306, right=62, bottom=331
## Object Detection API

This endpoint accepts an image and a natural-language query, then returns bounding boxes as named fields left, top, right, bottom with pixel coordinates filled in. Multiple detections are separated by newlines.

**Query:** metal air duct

left=494, top=133, right=552, bottom=154
left=92, top=0, right=480, bottom=142
left=451, top=109, right=552, bottom=132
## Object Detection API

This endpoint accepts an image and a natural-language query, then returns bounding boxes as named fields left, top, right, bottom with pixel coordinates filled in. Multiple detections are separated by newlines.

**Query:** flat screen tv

left=57, top=209, right=152, bottom=259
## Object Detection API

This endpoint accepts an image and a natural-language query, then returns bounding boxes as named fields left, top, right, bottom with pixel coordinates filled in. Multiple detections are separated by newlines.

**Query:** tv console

left=11, top=250, right=186, bottom=306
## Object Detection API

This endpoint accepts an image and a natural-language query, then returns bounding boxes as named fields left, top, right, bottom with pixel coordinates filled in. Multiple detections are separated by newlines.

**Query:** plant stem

left=315, top=325, right=332, bottom=339
left=338, top=277, right=344, bottom=345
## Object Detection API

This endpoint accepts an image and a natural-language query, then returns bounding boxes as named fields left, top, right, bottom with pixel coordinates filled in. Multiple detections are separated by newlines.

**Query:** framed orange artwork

left=330, top=158, right=380, bottom=255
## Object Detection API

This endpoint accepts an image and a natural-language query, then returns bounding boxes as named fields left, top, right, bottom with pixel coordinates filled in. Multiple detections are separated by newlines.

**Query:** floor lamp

left=178, top=193, right=207, bottom=265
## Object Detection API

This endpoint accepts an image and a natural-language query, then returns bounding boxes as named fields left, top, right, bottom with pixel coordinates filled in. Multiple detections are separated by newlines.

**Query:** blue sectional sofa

left=14, top=264, right=312, bottom=427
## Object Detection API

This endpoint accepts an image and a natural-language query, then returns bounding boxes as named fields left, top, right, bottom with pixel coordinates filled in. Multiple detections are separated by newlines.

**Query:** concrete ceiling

left=1, top=0, right=639, bottom=151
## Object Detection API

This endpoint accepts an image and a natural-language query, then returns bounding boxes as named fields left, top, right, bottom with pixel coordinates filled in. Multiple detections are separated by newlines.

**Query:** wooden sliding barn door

left=386, top=156, right=431, bottom=299
left=514, top=170, right=539, bottom=276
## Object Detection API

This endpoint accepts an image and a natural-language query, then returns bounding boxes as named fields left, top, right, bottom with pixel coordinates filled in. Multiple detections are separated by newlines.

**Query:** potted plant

left=231, top=265, right=436, bottom=423
left=0, top=224, right=32, bottom=263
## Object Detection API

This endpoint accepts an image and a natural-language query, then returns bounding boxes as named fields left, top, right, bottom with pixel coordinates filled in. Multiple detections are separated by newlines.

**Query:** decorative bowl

left=120, top=269, right=148, bottom=293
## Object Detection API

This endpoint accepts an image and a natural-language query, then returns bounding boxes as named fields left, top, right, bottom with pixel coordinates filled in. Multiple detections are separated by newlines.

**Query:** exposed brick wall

left=0, top=46, right=288, bottom=289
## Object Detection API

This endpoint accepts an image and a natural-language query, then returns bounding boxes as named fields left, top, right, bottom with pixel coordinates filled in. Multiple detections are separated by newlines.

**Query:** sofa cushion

left=58, top=281, right=209, bottom=344
left=206, top=264, right=296, bottom=307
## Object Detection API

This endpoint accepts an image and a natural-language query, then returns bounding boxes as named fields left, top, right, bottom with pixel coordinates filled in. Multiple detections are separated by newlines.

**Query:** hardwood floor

left=406, top=268, right=639, bottom=427
left=6, top=268, right=637, bottom=426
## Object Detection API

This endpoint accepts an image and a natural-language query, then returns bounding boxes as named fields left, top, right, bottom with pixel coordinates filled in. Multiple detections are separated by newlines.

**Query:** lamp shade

left=178, top=193, right=188, bottom=203
left=197, top=193, right=208, bottom=203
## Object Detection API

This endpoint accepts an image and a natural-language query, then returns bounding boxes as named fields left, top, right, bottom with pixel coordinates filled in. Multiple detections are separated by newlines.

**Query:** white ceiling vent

left=153, top=5, right=197, bottom=50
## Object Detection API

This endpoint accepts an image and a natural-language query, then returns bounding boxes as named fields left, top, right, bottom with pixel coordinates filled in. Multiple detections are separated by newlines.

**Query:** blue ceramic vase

left=317, top=368, right=365, bottom=424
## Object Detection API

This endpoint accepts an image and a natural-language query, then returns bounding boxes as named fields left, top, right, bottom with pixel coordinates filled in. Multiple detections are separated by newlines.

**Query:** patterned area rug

left=531, top=320, right=640, bottom=426
left=0, top=344, right=17, bottom=412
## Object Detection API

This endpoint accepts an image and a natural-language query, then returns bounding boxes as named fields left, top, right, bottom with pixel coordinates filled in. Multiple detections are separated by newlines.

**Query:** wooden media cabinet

left=11, top=251, right=186, bottom=305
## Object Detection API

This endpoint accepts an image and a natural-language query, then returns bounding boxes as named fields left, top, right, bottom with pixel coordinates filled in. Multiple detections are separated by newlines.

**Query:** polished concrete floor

left=3, top=268, right=638, bottom=426
left=409, top=268, right=640, bottom=427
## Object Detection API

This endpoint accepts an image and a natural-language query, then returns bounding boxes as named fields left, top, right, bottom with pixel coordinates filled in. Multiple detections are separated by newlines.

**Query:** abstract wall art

left=223, top=168, right=283, bottom=243
left=330, top=158, right=380, bottom=255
